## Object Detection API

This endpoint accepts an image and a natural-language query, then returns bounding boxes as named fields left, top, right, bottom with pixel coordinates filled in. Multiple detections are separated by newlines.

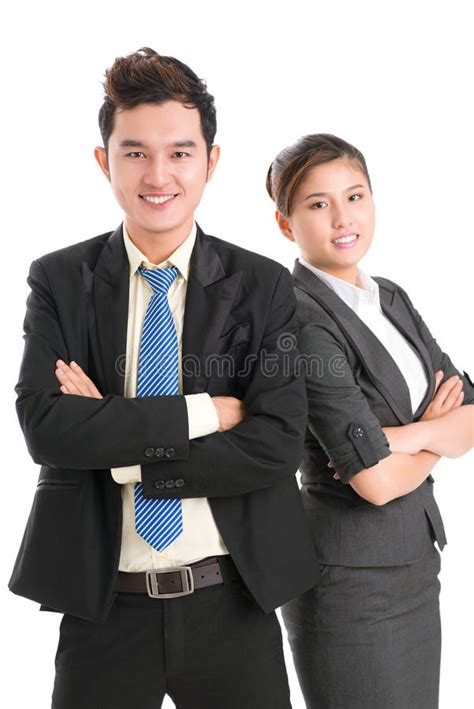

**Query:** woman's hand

left=420, top=370, right=464, bottom=421
left=381, top=371, right=465, bottom=455
left=55, top=360, right=103, bottom=399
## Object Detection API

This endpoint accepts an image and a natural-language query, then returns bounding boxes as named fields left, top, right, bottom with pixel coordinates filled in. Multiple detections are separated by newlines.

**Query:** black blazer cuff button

left=347, top=423, right=379, bottom=468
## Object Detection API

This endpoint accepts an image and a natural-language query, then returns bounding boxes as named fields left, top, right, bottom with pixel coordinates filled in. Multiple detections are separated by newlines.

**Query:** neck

left=303, top=256, right=358, bottom=286
left=125, top=216, right=194, bottom=264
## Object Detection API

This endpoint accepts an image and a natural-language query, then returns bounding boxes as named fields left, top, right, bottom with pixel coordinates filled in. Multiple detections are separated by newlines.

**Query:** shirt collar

left=122, top=221, right=197, bottom=281
left=298, top=255, right=382, bottom=312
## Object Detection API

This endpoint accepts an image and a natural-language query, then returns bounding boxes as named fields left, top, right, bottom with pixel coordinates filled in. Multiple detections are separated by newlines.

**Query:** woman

left=266, top=134, right=473, bottom=708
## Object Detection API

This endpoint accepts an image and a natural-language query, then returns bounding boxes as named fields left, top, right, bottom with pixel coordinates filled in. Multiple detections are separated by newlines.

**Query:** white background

left=1, top=1, right=472, bottom=707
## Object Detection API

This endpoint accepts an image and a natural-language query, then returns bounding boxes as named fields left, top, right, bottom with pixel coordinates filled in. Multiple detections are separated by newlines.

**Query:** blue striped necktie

left=134, top=264, right=183, bottom=552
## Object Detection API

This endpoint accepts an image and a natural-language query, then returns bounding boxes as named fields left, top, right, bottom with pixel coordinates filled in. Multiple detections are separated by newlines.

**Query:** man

left=9, top=47, right=319, bottom=708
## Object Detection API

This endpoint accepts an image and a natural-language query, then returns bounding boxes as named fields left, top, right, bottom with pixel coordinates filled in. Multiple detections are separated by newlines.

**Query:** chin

left=144, top=217, right=182, bottom=234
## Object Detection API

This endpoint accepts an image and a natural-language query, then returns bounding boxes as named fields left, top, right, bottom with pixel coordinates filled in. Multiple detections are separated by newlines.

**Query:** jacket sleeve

left=14, top=259, right=189, bottom=470
left=296, top=322, right=391, bottom=484
left=140, top=267, right=308, bottom=498
left=396, top=284, right=474, bottom=406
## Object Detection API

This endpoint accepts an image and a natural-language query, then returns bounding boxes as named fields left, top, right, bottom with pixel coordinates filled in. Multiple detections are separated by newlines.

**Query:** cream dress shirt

left=299, top=257, right=429, bottom=415
left=111, top=222, right=229, bottom=571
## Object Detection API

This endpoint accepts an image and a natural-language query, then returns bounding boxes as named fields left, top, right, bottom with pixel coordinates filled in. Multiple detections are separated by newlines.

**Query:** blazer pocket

left=218, top=322, right=251, bottom=350
left=318, top=563, right=331, bottom=577
left=36, top=479, right=80, bottom=490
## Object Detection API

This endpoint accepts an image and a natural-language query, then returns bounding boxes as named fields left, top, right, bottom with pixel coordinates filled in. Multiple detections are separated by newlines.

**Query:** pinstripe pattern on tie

left=134, top=265, right=183, bottom=552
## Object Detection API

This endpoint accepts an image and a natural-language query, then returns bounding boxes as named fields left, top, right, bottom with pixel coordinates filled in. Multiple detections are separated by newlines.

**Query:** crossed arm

left=342, top=282, right=474, bottom=506
left=54, top=358, right=246, bottom=434
left=18, top=259, right=306, bottom=497
left=382, top=371, right=473, bottom=458
left=340, top=372, right=473, bottom=506
left=298, top=305, right=473, bottom=508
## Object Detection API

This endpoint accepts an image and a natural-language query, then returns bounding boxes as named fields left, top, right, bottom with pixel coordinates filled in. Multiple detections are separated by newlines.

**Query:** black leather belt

left=117, top=555, right=240, bottom=599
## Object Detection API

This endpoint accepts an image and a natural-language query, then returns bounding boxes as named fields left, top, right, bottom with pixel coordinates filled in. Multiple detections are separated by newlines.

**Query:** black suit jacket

left=292, top=260, right=474, bottom=566
left=8, top=224, right=319, bottom=622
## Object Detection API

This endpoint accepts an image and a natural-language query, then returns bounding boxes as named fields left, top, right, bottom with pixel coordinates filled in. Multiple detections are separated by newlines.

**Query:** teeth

left=333, top=234, right=358, bottom=244
left=142, top=194, right=175, bottom=204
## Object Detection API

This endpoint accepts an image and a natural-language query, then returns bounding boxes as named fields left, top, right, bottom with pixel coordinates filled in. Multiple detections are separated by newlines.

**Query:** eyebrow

left=118, top=139, right=198, bottom=149
left=304, top=184, right=366, bottom=200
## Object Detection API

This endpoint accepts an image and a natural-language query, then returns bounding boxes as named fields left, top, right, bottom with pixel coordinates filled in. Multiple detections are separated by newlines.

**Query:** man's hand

left=212, top=396, right=246, bottom=432
left=420, top=370, right=464, bottom=421
left=55, top=360, right=103, bottom=399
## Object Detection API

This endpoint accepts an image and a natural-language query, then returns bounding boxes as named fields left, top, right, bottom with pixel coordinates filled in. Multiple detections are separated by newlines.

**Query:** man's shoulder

left=204, top=231, right=285, bottom=281
left=33, top=230, right=113, bottom=271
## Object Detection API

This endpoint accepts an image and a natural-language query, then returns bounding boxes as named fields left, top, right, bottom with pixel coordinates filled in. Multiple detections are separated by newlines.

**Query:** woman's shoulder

left=293, top=284, right=332, bottom=320
left=372, top=275, right=410, bottom=297
left=371, top=276, right=415, bottom=310
left=293, top=284, right=346, bottom=343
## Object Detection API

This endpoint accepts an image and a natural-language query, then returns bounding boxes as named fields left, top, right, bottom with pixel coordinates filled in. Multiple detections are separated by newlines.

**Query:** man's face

left=95, top=100, right=219, bottom=240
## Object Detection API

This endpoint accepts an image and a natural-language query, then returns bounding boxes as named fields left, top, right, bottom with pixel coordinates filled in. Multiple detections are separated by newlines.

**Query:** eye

left=349, top=193, right=362, bottom=201
left=172, top=151, right=189, bottom=158
left=126, top=152, right=145, bottom=158
left=310, top=201, right=328, bottom=209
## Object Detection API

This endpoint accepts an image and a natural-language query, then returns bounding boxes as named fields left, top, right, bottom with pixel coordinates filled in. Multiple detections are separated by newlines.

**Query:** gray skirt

left=281, top=544, right=441, bottom=709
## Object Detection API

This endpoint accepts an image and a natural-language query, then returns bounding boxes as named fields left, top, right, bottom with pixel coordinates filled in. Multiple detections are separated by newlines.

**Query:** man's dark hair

left=98, top=47, right=217, bottom=158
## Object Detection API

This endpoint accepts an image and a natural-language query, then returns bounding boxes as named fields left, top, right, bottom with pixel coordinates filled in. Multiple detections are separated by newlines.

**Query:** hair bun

left=265, top=162, right=274, bottom=200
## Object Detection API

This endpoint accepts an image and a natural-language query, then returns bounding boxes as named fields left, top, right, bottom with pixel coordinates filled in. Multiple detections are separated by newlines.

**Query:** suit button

left=352, top=427, right=364, bottom=438
left=154, top=448, right=165, bottom=458
left=154, top=480, right=165, bottom=490
left=175, top=479, right=185, bottom=488
left=165, top=447, right=176, bottom=458
left=165, top=480, right=176, bottom=489
left=145, top=447, right=155, bottom=458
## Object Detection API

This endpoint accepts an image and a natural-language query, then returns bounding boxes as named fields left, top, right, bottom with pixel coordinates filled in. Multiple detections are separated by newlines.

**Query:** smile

left=332, top=233, right=358, bottom=245
left=140, top=194, right=177, bottom=205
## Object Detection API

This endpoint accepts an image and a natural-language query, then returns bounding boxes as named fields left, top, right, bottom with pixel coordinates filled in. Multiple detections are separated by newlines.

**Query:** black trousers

left=52, top=563, right=291, bottom=709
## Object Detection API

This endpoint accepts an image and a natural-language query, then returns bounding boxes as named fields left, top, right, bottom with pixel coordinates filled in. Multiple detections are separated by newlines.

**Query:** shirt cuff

left=185, top=392, right=220, bottom=439
left=111, top=465, right=142, bottom=484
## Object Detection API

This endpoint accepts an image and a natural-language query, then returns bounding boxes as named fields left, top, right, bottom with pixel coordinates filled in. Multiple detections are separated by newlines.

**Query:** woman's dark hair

left=266, top=133, right=372, bottom=217
left=98, top=47, right=217, bottom=158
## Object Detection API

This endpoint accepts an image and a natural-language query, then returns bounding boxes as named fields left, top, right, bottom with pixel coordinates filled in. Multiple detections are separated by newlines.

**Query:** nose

left=143, top=155, right=172, bottom=188
left=331, top=201, right=352, bottom=229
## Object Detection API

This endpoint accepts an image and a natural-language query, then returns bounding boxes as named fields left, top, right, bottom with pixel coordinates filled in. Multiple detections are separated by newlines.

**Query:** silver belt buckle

left=145, top=566, right=195, bottom=599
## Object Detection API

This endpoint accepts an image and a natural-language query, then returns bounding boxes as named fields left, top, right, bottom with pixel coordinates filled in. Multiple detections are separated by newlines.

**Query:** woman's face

left=277, top=158, right=375, bottom=282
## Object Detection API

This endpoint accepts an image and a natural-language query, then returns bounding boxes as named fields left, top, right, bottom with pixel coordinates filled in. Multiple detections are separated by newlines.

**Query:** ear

left=275, top=210, right=295, bottom=243
left=206, top=144, right=220, bottom=182
left=94, top=147, right=111, bottom=181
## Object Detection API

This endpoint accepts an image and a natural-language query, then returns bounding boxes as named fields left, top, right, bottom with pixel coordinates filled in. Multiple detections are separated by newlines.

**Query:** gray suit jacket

left=293, top=260, right=474, bottom=567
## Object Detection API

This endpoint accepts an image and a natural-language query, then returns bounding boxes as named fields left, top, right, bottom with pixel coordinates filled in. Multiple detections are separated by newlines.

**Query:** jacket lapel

left=182, top=224, right=243, bottom=394
left=83, top=223, right=129, bottom=396
left=374, top=279, right=435, bottom=418
left=293, top=260, right=434, bottom=424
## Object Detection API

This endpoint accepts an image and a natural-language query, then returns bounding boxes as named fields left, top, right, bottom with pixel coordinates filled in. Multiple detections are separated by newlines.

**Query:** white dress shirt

left=111, top=222, right=229, bottom=571
left=299, top=257, right=429, bottom=415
